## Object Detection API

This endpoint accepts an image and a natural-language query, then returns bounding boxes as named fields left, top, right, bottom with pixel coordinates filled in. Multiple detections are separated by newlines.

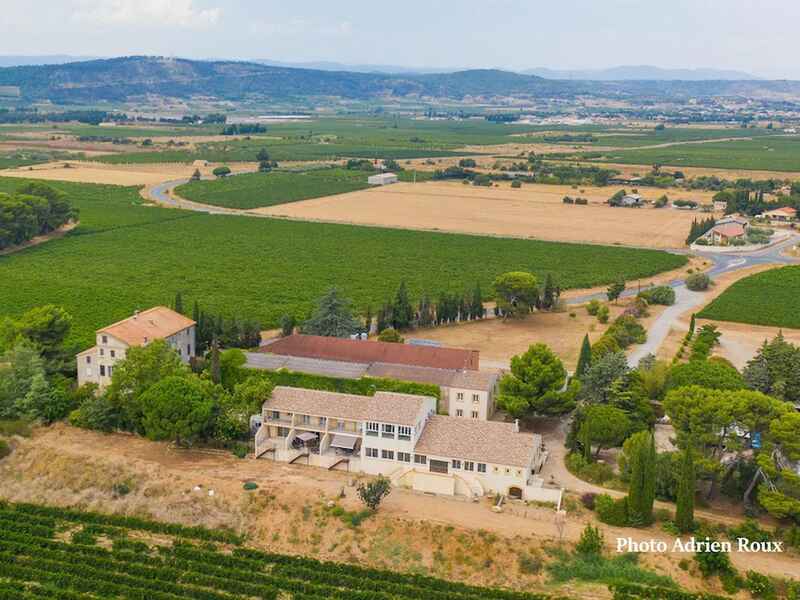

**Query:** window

left=398, top=425, right=412, bottom=441
left=452, top=459, right=462, bottom=470
left=382, top=424, right=395, bottom=439
left=381, top=449, right=394, bottom=460
left=302, top=415, right=310, bottom=425
left=85, top=356, right=91, bottom=364
left=414, top=454, right=427, bottom=465
left=271, top=411, right=280, bottom=420
left=319, top=417, right=327, bottom=426
left=456, top=392, right=464, bottom=401
left=429, top=459, right=449, bottom=474
left=365, top=448, right=378, bottom=458
left=398, top=452, right=411, bottom=462
left=477, top=463, right=486, bottom=473
left=110, top=350, right=116, bottom=358
left=472, top=394, right=479, bottom=403
left=366, top=422, right=379, bottom=437
left=278, top=427, right=288, bottom=437
left=107, top=366, right=113, bottom=376
left=99, top=365, right=106, bottom=377
left=187, top=344, right=191, bottom=356
left=101, top=335, right=107, bottom=344
left=99, top=348, right=104, bottom=357
left=471, top=411, right=479, bottom=419
left=456, top=409, right=463, bottom=417
left=464, top=461, right=474, bottom=471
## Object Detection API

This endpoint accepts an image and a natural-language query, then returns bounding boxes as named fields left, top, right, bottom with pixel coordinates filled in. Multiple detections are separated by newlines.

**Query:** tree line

left=0, top=182, right=77, bottom=250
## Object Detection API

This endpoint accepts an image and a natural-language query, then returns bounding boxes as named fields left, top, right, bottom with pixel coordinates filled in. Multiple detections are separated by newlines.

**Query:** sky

left=1, top=0, right=798, bottom=78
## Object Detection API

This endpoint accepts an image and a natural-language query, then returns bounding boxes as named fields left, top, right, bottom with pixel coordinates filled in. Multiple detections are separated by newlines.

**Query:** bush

left=517, top=552, right=542, bottom=574
left=0, top=439, right=10, bottom=460
left=580, top=492, right=597, bottom=510
left=567, top=453, right=615, bottom=485
left=563, top=196, right=575, bottom=204
left=686, top=272, right=711, bottom=291
left=745, top=570, right=776, bottom=599
left=575, top=524, right=604, bottom=557
left=694, top=541, right=732, bottom=576
left=232, top=444, right=248, bottom=459
left=638, top=286, right=676, bottom=306
left=586, top=299, right=602, bottom=316
left=243, top=482, right=259, bottom=491
left=511, top=180, right=522, bottom=189
left=111, top=482, right=131, bottom=497
left=575, top=197, right=588, bottom=205
left=595, top=494, right=629, bottom=526
left=597, top=305, right=610, bottom=324
left=0, top=420, right=32, bottom=437
left=605, top=315, right=647, bottom=349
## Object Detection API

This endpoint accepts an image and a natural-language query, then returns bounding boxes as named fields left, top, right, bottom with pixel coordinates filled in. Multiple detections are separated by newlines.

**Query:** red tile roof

left=262, top=334, right=479, bottom=371
left=712, top=223, right=745, bottom=238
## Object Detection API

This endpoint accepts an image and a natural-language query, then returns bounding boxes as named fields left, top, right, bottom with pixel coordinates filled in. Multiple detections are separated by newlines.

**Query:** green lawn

left=0, top=177, right=686, bottom=349
left=698, top=266, right=800, bottom=328
left=174, top=168, right=371, bottom=209
left=583, top=135, right=800, bottom=171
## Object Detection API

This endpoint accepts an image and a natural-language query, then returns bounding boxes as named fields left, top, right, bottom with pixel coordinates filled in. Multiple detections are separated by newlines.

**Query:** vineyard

left=698, top=265, right=800, bottom=328
left=175, top=168, right=372, bottom=210
left=0, top=178, right=686, bottom=348
left=0, top=501, right=565, bottom=600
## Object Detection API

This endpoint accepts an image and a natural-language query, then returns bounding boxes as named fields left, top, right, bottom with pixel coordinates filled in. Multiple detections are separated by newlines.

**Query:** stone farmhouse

left=247, top=334, right=500, bottom=420
left=255, top=386, right=559, bottom=504
left=77, top=306, right=196, bottom=388
left=762, top=206, right=797, bottom=223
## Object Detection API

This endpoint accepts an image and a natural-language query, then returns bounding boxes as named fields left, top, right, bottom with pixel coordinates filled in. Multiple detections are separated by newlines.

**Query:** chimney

left=513, top=419, right=520, bottom=433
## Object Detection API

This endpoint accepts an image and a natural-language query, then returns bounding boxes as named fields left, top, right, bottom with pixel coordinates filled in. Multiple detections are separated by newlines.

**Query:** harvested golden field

left=256, top=180, right=714, bottom=248
left=584, top=160, right=800, bottom=182
left=0, top=160, right=249, bottom=186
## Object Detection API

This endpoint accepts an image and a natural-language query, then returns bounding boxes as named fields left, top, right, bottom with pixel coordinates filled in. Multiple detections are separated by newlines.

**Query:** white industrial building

left=367, top=172, right=399, bottom=186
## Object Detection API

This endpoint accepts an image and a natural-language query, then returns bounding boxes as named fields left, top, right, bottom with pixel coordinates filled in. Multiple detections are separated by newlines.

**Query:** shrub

left=605, top=315, right=647, bottom=349
left=694, top=541, right=732, bottom=576
left=511, top=179, right=522, bottom=189
left=638, top=286, right=676, bottom=306
left=745, top=570, right=776, bottom=599
left=567, top=453, right=615, bottom=484
left=581, top=493, right=597, bottom=510
left=595, top=494, right=629, bottom=526
left=586, top=299, right=602, bottom=316
left=575, top=197, right=588, bottom=205
left=563, top=196, right=575, bottom=204
left=575, top=524, right=604, bottom=557
left=357, top=475, right=391, bottom=511
left=0, top=420, right=32, bottom=437
left=111, top=482, right=131, bottom=497
left=232, top=444, right=248, bottom=459
left=517, top=552, right=542, bottom=574
left=686, top=272, right=711, bottom=291
left=728, top=519, right=771, bottom=544
left=243, top=482, right=259, bottom=491
left=0, top=439, right=10, bottom=460
left=597, top=305, right=610, bottom=324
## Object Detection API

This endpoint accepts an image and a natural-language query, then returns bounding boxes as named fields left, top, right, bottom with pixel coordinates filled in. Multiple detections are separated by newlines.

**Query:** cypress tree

left=392, top=281, right=414, bottom=330
left=576, top=334, right=592, bottom=378
left=471, top=283, right=483, bottom=319
left=364, top=305, right=373, bottom=334
left=627, top=431, right=656, bottom=526
left=210, top=338, right=221, bottom=384
left=174, top=292, right=184, bottom=315
left=580, top=421, right=592, bottom=462
left=676, top=444, right=695, bottom=533
left=689, top=313, right=696, bottom=337
left=192, top=300, right=200, bottom=324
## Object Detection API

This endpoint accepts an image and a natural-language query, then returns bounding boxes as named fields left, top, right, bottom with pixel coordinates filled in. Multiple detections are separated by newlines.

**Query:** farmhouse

left=76, top=306, right=196, bottom=388
left=707, top=223, right=747, bottom=246
left=255, top=386, right=558, bottom=503
left=367, top=172, right=399, bottom=186
left=763, top=206, right=797, bottom=223
left=250, top=334, right=500, bottom=419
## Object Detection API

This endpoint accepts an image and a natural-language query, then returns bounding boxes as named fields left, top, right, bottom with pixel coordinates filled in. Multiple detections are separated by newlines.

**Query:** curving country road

left=145, top=176, right=800, bottom=364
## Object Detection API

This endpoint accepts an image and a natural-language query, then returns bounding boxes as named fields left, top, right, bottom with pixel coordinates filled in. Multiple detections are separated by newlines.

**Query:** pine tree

left=174, top=292, right=184, bottom=315
left=627, top=431, right=656, bottom=526
left=302, top=287, right=361, bottom=338
left=210, top=338, right=221, bottom=384
left=675, top=444, right=695, bottom=533
left=576, top=334, right=592, bottom=378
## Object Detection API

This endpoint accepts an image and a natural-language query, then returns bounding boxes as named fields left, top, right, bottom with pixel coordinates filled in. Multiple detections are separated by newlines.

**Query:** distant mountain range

left=0, top=56, right=796, bottom=104
left=522, top=65, right=759, bottom=81
left=0, top=55, right=101, bottom=68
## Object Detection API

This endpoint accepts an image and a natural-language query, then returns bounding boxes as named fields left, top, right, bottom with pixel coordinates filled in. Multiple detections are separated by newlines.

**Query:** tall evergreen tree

left=576, top=334, right=593, bottom=378
left=364, top=305, right=373, bottom=334
left=392, top=281, right=414, bottom=330
left=675, top=444, right=695, bottom=533
left=174, top=292, right=184, bottom=315
left=580, top=421, right=593, bottom=462
left=471, top=283, right=484, bottom=319
left=418, top=294, right=434, bottom=328
left=627, top=431, right=657, bottom=526
left=192, top=300, right=200, bottom=324
left=209, top=338, right=221, bottom=384
left=301, top=287, right=361, bottom=338
left=689, top=313, right=696, bottom=337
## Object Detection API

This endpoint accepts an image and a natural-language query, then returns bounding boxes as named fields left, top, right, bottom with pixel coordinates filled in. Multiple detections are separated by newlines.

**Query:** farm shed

left=368, top=172, right=399, bottom=186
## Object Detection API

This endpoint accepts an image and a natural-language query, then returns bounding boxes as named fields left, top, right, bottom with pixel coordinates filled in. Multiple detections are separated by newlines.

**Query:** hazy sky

left=2, top=0, right=798, bottom=78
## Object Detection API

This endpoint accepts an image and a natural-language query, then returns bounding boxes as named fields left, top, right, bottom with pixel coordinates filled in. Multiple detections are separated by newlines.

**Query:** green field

left=0, top=178, right=686, bottom=349
left=0, top=501, right=557, bottom=600
left=571, top=127, right=776, bottom=149
left=698, top=266, right=800, bottom=328
left=175, top=169, right=372, bottom=209
left=583, top=135, right=800, bottom=171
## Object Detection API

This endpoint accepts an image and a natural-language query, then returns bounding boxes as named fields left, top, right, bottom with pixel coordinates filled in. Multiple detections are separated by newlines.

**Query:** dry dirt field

left=0, top=160, right=250, bottom=186
left=256, top=180, right=715, bottom=248
left=4, top=424, right=797, bottom=592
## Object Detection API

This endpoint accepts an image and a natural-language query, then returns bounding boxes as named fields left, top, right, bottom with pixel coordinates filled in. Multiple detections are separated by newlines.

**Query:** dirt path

left=0, top=221, right=77, bottom=256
